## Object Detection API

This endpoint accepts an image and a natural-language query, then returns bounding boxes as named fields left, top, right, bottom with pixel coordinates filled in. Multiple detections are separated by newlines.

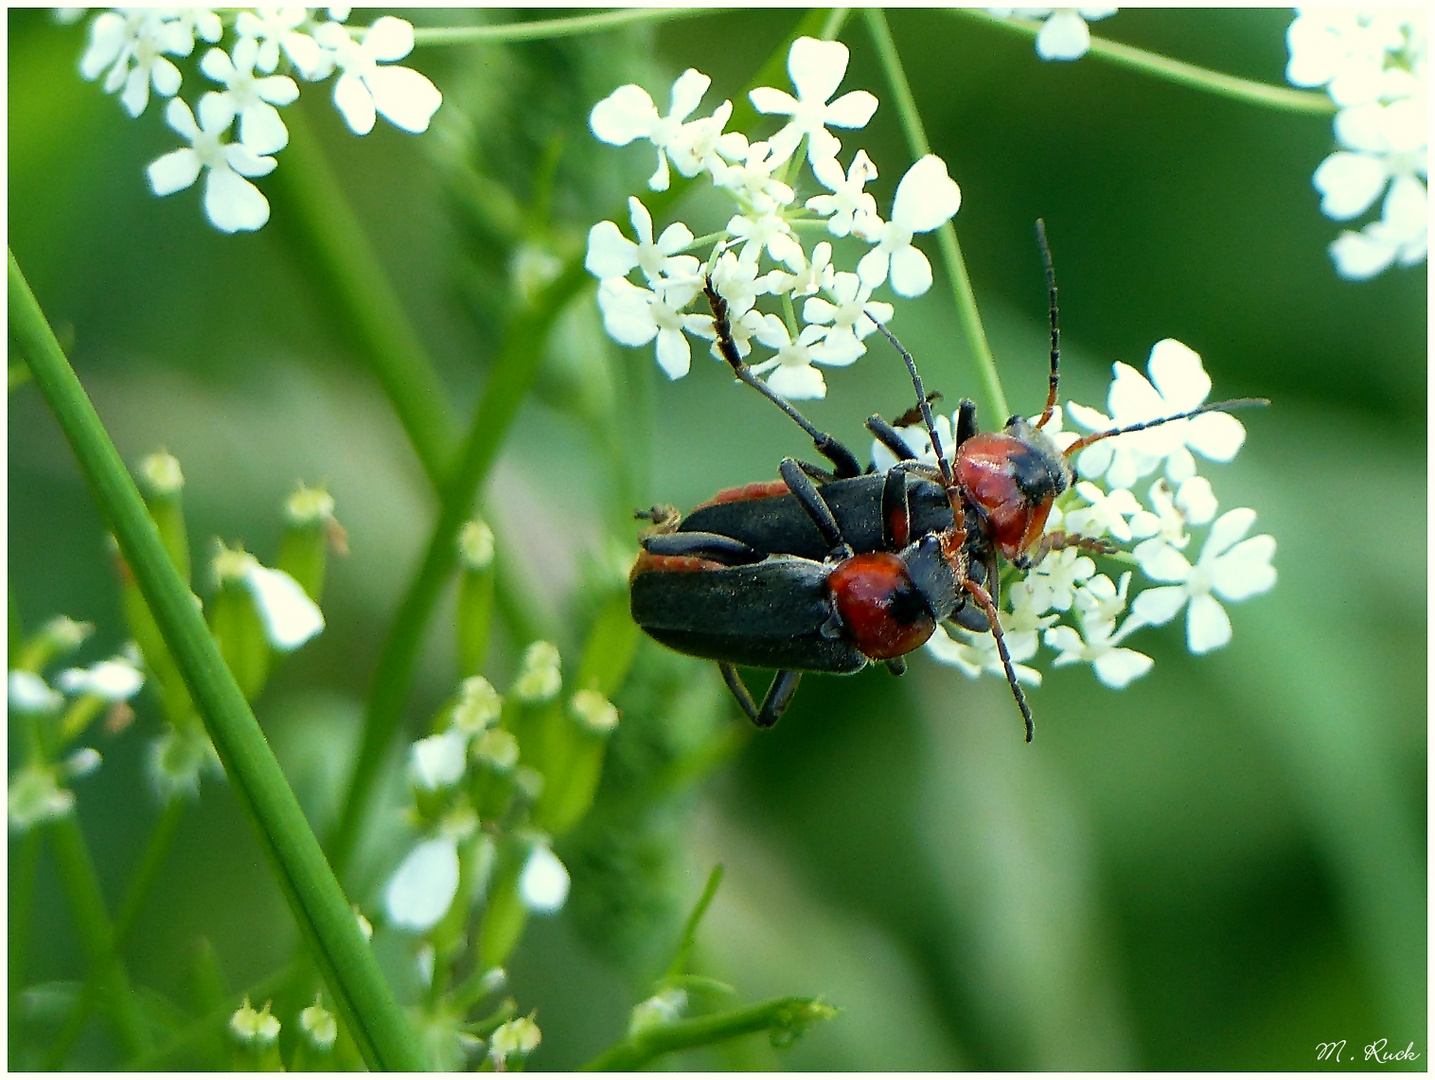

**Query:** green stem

left=44, top=798, right=187, bottom=1068
left=46, top=814, right=150, bottom=1059
left=9, top=251, right=427, bottom=1072
left=413, top=7, right=725, bottom=46
left=9, top=829, right=42, bottom=995
left=580, top=996, right=838, bottom=1071
left=273, top=106, right=457, bottom=488
left=327, top=261, right=592, bottom=877
left=864, top=9, right=1008, bottom=420
left=949, top=9, right=1336, bottom=115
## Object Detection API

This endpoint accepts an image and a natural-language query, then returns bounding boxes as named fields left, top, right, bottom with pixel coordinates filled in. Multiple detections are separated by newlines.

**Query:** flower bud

left=138, top=450, right=190, bottom=583
left=488, top=1015, right=541, bottom=1068
left=278, top=484, right=341, bottom=601
left=457, top=519, right=495, bottom=676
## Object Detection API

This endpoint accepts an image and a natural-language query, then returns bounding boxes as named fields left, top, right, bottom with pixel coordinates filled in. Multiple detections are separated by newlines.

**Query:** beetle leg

left=960, top=575, right=1035, bottom=742
left=880, top=467, right=912, bottom=550
left=954, top=398, right=980, bottom=446
left=719, top=663, right=803, bottom=728
left=1012, top=530, right=1115, bottom=571
left=866, top=414, right=918, bottom=462
left=778, top=458, right=852, bottom=559
left=642, top=531, right=764, bottom=566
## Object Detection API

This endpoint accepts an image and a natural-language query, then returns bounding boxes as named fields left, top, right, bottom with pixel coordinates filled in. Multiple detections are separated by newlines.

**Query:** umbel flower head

left=74, top=8, right=442, bottom=233
left=587, top=36, right=962, bottom=400
left=1286, top=9, right=1428, bottom=279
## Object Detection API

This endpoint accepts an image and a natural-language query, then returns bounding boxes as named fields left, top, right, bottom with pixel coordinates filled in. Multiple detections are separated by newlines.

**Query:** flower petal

left=385, top=836, right=460, bottom=931
left=366, top=65, right=442, bottom=133
left=364, top=15, right=416, bottom=62
left=1131, top=584, right=1188, bottom=626
left=332, top=72, right=376, bottom=134
left=148, top=148, right=202, bottom=196
left=1210, top=535, right=1277, bottom=601
left=892, top=155, right=962, bottom=232
left=1185, top=593, right=1231, bottom=654
left=590, top=84, right=657, bottom=145
left=888, top=244, right=934, bottom=297
left=243, top=563, right=321, bottom=646
left=1092, top=647, right=1153, bottom=688
left=787, top=36, right=849, bottom=104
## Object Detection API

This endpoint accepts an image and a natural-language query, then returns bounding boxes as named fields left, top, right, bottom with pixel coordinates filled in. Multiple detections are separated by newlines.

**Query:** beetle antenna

left=1063, top=397, right=1270, bottom=457
left=1035, top=219, right=1060, bottom=430
left=704, top=276, right=861, bottom=478
left=862, top=313, right=956, bottom=490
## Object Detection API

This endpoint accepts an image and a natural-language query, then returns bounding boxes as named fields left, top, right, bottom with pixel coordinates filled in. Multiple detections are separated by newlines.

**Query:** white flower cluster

left=988, top=7, right=1117, bottom=61
left=873, top=339, right=1276, bottom=691
left=75, top=7, right=442, bottom=232
left=384, top=668, right=580, bottom=936
left=7, top=644, right=145, bottom=831
left=1287, top=9, right=1427, bottom=279
left=586, top=36, right=962, bottom=399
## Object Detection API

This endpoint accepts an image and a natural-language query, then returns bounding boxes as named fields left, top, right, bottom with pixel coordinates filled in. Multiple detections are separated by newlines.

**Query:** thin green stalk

left=863, top=9, right=1008, bottom=420
left=44, top=798, right=187, bottom=1068
left=327, top=260, right=592, bottom=876
left=9, top=829, right=42, bottom=995
left=413, top=7, right=725, bottom=46
left=9, top=251, right=427, bottom=1072
left=580, top=996, right=838, bottom=1071
left=273, top=106, right=457, bottom=488
left=949, top=8, right=1336, bottom=115
left=46, top=814, right=150, bottom=1059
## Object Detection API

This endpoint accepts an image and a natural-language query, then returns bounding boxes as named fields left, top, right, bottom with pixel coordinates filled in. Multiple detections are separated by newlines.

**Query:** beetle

left=631, top=221, right=1266, bottom=738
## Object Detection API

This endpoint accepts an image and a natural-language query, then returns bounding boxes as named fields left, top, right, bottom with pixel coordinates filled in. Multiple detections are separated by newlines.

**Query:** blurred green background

left=9, top=7, right=1425, bottom=1070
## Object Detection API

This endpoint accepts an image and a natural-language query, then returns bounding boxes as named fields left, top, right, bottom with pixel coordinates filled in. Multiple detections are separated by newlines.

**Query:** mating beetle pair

left=630, top=223, right=1264, bottom=740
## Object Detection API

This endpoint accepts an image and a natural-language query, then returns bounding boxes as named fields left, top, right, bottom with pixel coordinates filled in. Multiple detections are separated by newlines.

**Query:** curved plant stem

left=274, top=106, right=457, bottom=487
left=413, top=7, right=725, bottom=46
left=580, top=995, right=838, bottom=1070
left=863, top=9, right=1009, bottom=421
left=9, top=251, right=428, bottom=1072
left=949, top=9, right=1336, bottom=115
left=46, top=815, right=150, bottom=1058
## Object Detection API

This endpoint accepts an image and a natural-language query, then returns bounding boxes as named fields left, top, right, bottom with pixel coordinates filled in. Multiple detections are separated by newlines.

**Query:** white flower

left=1286, top=10, right=1418, bottom=107
left=711, top=137, right=797, bottom=212
left=1131, top=507, right=1276, bottom=654
left=518, top=844, right=570, bottom=913
left=148, top=95, right=276, bottom=233
left=8, top=762, right=75, bottom=831
left=1044, top=610, right=1152, bottom=688
left=806, top=149, right=880, bottom=237
left=1128, top=476, right=1214, bottom=547
left=759, top=240, right=835, bottom=299
left=749, top=320, right=835, bottom=400
left=452, top=675, right=502, bottom=734
left=590, top=68, right=714, bottom=191
left=570, top=689, right=619, bottom=734
left=244, top=563, right=325, bottom=650
left=149, top=724, right=223, bottom=801
left=801, top=272, right=892, bottom=366
left=1067, top=339, right=1247, bottom=489
left=629, top=988, right=687, bottom=1035
left=1329, top=186, right=1428, bottom=279
left=488, top=1016, right=541, bottom=1067
left=1063, top=480, right=1141, bottom=542
left=385, top=835, right=461, bottom=932
left=409, top=730, right=469, bottom=791
left=925, top=617, right=1042, bottom=684
left=512, top=641, right=562, bottom=703
left=234, top=7, right=325, bottom=79
left=299, top=996, right=338, bottom=1051
left=313, top=15, right=442, bottom=135
left=80, top=9, right=194, bottom=117
left=1021, top=545, right=1096, bottom=613
left=749, top=37, right=878, bottom=164
left=585, top=197, right=697, bottom=285
left=596, top=275, right=703, bottom=380
left=8, top=671, right=63, bottom=714
left=991, top=8, right=1117, bottom=61
left=200, top=37, right=300, bottom=155
left=230, top=997, right=281, bottom=1046
left=856, top=155, right=962, bottom=296
left=56, top=656, right=145, bottom=701
left=726, top=208, right=805, bottom=269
